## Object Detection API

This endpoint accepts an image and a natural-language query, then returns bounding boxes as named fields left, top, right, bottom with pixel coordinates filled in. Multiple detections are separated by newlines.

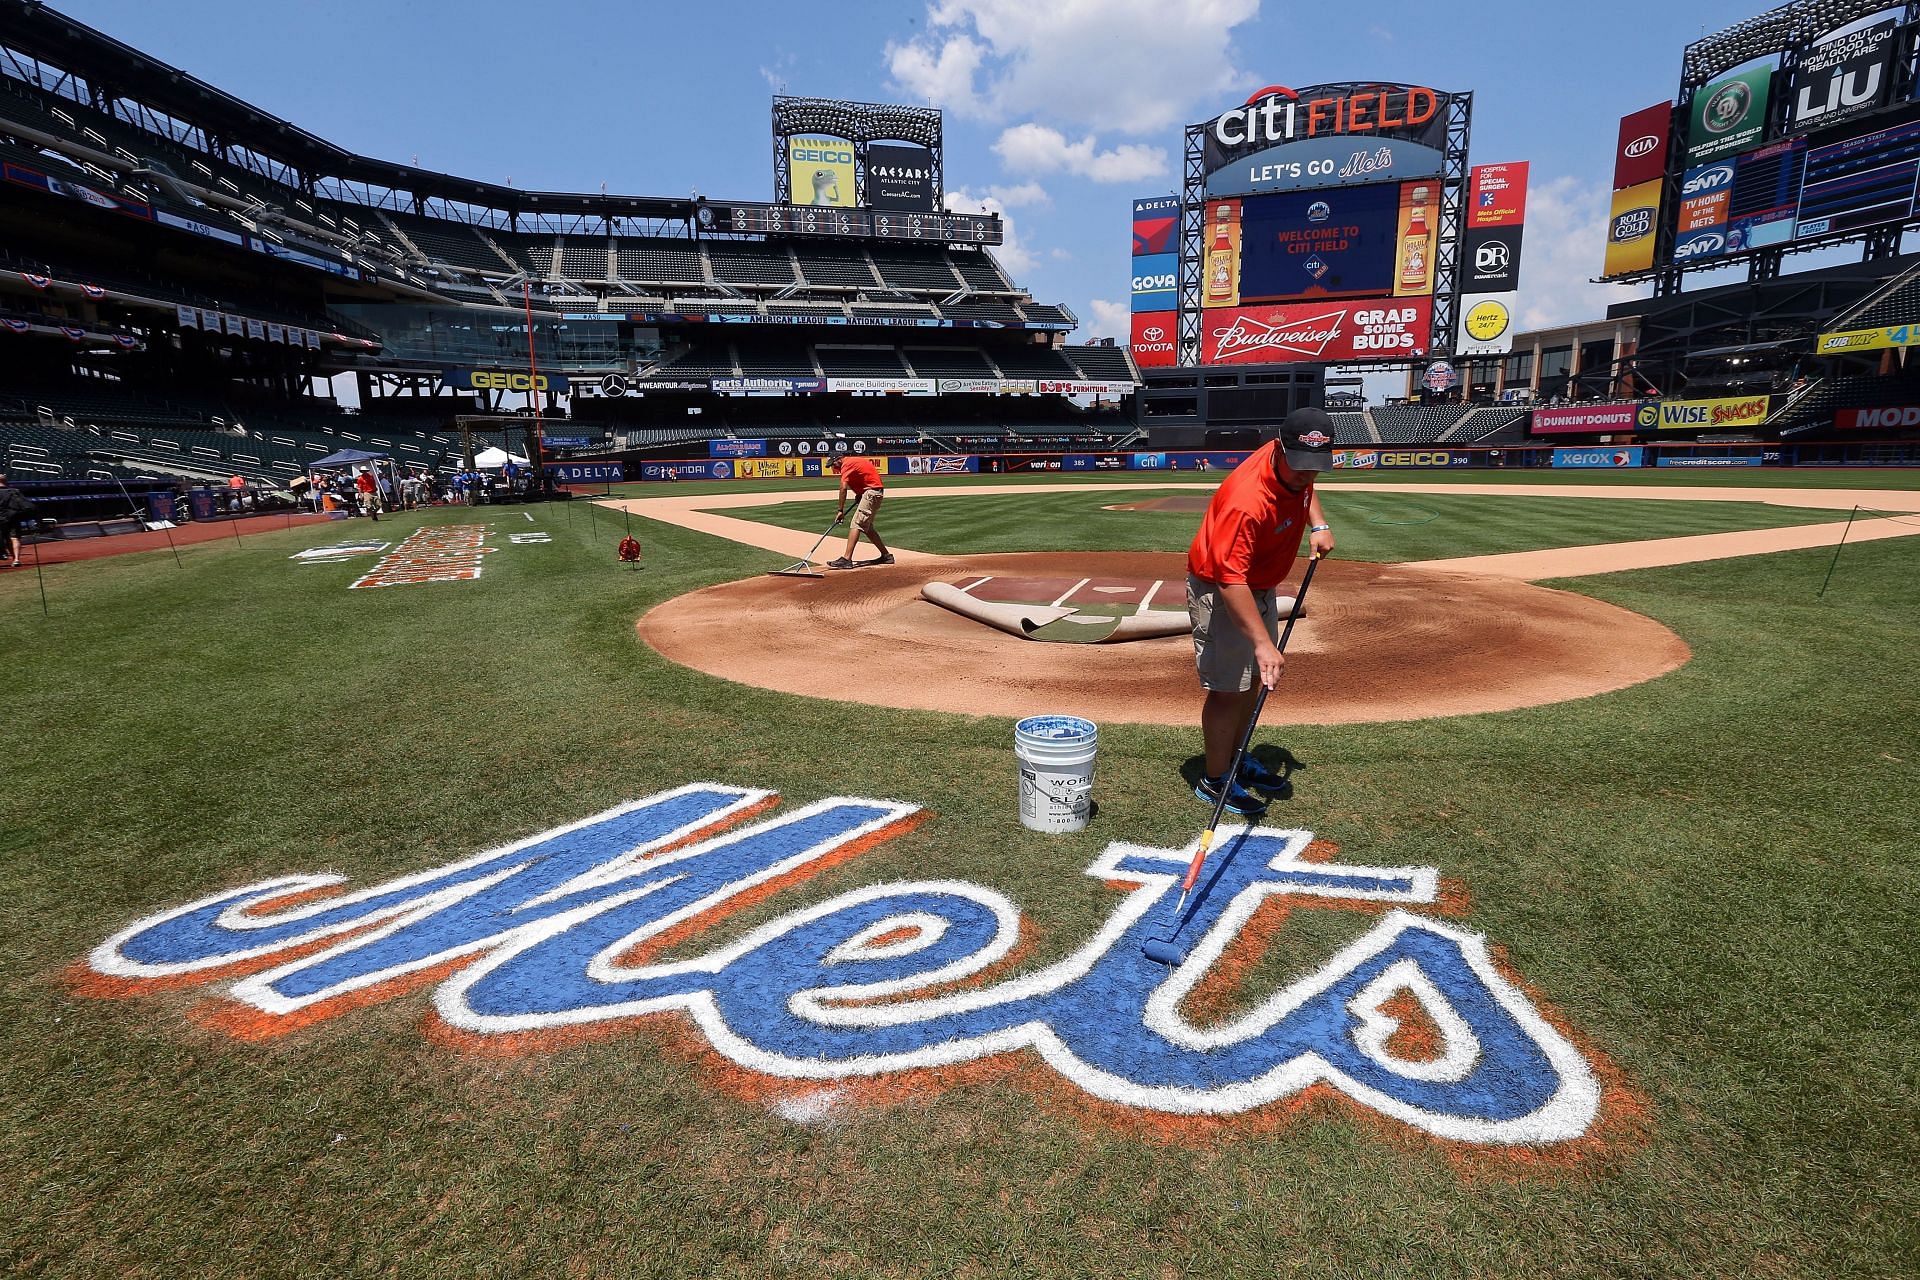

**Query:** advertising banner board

left=1200, top=298, right=1431, bottom=364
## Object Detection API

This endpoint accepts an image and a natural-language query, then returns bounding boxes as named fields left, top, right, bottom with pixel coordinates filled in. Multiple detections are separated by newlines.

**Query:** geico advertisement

left=1202, top=298, right=1431, bottom=364
left=447, top=368, right=570, bottom=393
left=1634, top=395, right=1770, bottom=430
left=788, top=135, right=856, bottom=207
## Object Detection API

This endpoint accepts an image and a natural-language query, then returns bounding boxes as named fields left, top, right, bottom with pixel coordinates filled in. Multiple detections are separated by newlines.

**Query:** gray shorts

left=1187, top=573, right=1279, bottom=693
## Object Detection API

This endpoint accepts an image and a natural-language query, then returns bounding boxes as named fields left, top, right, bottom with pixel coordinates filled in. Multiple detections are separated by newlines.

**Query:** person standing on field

left=1185, top=407, right=1337, bottom=817
left=826, top=454, right=892, bottom=569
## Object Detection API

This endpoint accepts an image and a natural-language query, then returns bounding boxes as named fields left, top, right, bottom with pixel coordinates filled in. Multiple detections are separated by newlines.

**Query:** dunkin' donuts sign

left=82, top=783, right=1611, bottom=1146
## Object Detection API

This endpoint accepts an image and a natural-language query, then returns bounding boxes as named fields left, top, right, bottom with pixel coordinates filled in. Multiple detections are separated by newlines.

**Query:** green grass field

left=2, top=473, right=1917, bottom=1279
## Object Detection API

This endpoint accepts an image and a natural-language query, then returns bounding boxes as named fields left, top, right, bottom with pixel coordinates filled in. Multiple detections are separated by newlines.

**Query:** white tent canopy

left=471, top=446, right=530, bottom=468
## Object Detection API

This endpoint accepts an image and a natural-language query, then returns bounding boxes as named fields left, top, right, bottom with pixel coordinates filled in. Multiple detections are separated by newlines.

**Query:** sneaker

left=867, top=553, right=896, bottom=566
left=1237, top=756, right=1292, bottom=798
left=1194, top=772, right=1268, bottom=818
left=826, top=557, right=856, bottom=570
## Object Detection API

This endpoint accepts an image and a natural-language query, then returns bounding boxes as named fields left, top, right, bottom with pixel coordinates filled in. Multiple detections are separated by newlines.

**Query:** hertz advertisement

left=788, top=135, right=857, bottom=208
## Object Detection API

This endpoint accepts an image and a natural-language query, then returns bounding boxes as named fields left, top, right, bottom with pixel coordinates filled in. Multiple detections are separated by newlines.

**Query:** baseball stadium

left=2, top=2, right=1917, bottom=1277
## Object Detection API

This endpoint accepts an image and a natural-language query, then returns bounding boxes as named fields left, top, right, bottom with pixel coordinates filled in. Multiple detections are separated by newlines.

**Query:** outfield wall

left=555, top=440, right=1920, bottom=484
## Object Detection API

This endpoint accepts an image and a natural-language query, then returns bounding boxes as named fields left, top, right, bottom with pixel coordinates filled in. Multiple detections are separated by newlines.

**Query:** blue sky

left=56, top=0, right=1767, bottom=343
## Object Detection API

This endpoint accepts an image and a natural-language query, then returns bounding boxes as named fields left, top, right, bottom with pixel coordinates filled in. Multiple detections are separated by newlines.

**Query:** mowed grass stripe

left=733, top=490, right=1844, bottom=560
left=0, top=496, right=1914, bottom=1277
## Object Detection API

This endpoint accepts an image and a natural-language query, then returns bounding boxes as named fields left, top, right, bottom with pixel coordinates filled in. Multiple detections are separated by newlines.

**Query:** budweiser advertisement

left=1131, top=311, right=1178, bottom=367
left=1613, top=103, right=1671, bottom=189
left=1201, top=298, right=1432, bottom=364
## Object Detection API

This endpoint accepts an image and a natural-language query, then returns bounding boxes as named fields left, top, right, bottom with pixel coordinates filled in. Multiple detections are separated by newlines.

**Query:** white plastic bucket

left=1014, top=714, right=1098, bottom=833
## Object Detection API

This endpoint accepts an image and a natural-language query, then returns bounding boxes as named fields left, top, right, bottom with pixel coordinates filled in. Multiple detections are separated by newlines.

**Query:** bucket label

left=82, top=782, right=1608, bottom=1147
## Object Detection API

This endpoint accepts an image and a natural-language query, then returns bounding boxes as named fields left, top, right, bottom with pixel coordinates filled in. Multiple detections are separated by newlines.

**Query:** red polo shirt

left=1187, top=442, right=1311, bottom=590
left=839, top=457, right=882, bottom=494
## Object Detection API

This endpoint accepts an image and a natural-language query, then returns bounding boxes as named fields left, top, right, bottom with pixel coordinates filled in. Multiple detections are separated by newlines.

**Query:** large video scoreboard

left=1603, top=0, right=1920, bottom=279
left=1131, top=81, right=1515, bottom=370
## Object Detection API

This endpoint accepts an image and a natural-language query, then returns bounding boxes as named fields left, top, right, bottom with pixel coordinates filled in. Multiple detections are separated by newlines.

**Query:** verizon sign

left=1202, top=299, right=1432, bottom=365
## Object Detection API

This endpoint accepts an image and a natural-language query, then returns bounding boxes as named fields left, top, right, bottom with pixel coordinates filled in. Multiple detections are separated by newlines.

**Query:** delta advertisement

left=1634, top=395, right=1771, bottom=431
left=1132, top=196, right=1179, bottom=256
left=1235, top=184, right=1403, bottom=303
left=544, top=462, right=624, bottom=483
left=1531, top=403, right=1642, bottom=434
left=788, top=135, right=856, bottom=208
left=1130, top=312, right=1178, bottom=368
left=1553, top=446, right=1645, bottom=468
left=1200, top=298, right=1431, bottom=365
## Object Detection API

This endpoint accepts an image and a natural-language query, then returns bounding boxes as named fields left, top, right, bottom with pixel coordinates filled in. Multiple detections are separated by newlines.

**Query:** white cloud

left=993, top=123, right=1168, bottom=184
left=986, top=180, right=1050, bottom=208
left=1515, top=174, right=1644, bottom=331
left=1085, top=298, right=1130, bottom=343
left=886, top=0, right=1261, bottom=135
left=944, top=187, right=1037, bottom=276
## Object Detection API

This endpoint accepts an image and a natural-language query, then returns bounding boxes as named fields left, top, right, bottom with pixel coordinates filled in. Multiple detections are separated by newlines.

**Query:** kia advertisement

left=1200, top=298, right=1431, bottom=364
left=1130, top=312, right=1178, bottom=367
left=1613, top=103, right=1671, bottom=189
left=1531, top=403, right=1642, bottom=434
left=1236, top=184, right=1402, bottom=303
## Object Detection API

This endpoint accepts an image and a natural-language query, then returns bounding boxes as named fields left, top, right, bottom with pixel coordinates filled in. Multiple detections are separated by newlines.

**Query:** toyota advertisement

left=1130, top=312, right=1177, bottom=367
left=1201, top=299, right=1431, bottom=365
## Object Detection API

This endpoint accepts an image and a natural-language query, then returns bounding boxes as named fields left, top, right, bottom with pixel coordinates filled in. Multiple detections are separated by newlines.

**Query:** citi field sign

left=1210, top=84, right=1443, bottom=151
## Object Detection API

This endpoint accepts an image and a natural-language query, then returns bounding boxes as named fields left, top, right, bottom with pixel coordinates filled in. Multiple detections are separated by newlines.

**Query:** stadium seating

left=869, top=251, right=963, bottom=292
left=793, top=249, right=881, bottom=289
left=907, top=348, right=996, bottom=376
left=815, top=346, right=910, bottom=376
left=557, top=239, right=612, bottom=281
left=614, top=239, right=706, bottom=286
left=1370, top=404, right=1475, bottom=443
left=708, top=246, right=799, bottom=288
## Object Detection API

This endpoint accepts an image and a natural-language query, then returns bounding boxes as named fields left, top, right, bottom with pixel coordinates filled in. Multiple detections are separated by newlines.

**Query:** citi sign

left=1212, top=84, right=1440, bottom=148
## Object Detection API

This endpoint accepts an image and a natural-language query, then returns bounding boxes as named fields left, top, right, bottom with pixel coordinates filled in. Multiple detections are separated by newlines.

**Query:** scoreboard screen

left=1794, top=116, right=1920, bottom=238
left=716, top=202, right=999, bottom=244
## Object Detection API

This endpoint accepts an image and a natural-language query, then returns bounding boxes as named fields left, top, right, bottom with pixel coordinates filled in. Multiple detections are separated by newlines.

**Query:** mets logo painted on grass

left=83, top=785, right=1603, bottom=1147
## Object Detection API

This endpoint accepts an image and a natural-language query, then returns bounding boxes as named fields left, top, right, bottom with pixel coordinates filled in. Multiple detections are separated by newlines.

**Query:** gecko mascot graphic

left=85, top=784, right=1605, bottom=1146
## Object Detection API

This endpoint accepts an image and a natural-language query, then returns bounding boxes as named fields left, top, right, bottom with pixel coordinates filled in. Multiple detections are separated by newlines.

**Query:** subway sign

left=447, top=368, right=571, bottom=393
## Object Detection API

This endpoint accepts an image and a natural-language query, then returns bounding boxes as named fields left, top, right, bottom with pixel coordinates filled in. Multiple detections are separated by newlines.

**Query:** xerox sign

left=1202, top=299, right=1431, bottom=364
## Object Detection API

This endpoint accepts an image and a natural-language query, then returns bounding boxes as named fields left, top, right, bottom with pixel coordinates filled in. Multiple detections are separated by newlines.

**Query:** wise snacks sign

left=1634, top=395, right=1771, bottom=431
left=1202, top=298, right=1431, bottom=364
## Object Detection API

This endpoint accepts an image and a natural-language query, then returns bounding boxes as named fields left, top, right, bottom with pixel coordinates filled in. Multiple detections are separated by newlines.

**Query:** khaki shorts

left=852, top=487, right=883, bottom=531
left=1188, top=573, right=1279, bottom=693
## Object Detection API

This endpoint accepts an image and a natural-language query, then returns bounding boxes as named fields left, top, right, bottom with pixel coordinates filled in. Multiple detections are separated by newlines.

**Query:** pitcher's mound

left=637, top=552, right=1689, bottom=726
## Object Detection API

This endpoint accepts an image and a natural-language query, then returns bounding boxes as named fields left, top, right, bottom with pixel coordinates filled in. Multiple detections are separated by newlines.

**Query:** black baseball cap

left=1277, top=407, right=1336, bottom=473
